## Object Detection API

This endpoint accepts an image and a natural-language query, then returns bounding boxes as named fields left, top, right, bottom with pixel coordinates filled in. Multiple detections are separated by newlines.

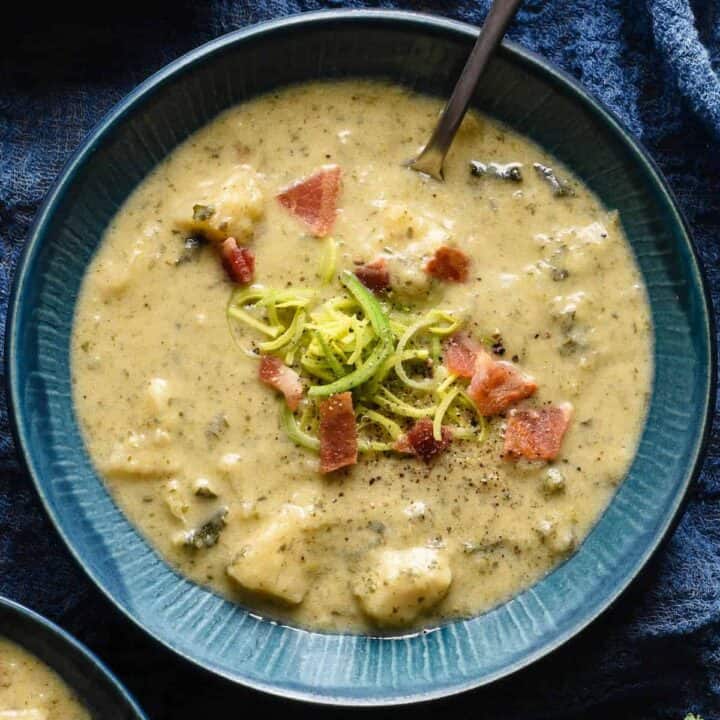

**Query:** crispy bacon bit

left=319, top=392, right=358, bottom=473
left=468, top=350, right=537, bottom=416
left=443, top=333, right=481, bottom=378
left=258, top=355, right=303, bottom=411
left=221, top=237, right=255, bottom=284
left=503, top=403, right=573, bottom=461
left=277, top=164, right=341, bottom=237
left=355, top=258, right=391, bottom=294
left=394, top=419, right=452, bottom=463
left=425, top=246, right=470, bottom=283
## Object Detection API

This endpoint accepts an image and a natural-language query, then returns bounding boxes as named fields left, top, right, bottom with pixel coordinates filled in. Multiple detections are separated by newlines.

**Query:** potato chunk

left=146, top=377, right=171, bottom=414
left=380, top=204, right=450, bottom=248
left=181, top=165, right=264, bottom=242
left=226, top=504, right=309, bottom=605
left=103, top=429, right=178, bottom=477
left=376, top=206, right=452, bottom=300
left=93, top=258, right=132, bottom=299
left=384, top=252, right=433, bottom=299
left=354, top=547, right=452, bottom=626
left=162, top=479, right=190, bottom=521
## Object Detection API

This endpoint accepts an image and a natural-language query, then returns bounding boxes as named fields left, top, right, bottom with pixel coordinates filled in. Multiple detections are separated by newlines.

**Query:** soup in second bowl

left=0, top=637, right=89, bottom=720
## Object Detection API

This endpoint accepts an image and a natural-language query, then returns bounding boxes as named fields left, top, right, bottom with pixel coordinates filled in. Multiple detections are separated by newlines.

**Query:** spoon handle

left=410, top=0, right=523, bottom=180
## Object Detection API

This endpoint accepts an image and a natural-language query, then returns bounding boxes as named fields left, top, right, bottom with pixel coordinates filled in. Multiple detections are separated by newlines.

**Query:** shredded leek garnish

left=259, top=309, right=305, bottom=352
left=436, top=371, right=458, bottom=395
left=427, top=310, right=463, bottom=336
left=358, top=440, right=395, bottom=452
left=374, top=387, right=437, bottom=418
left=447, top=391, right=488, bottom=442
left=281, top=404, right=320, bottom=451
left=227, top=305, right=280, bottom=338
left=300, top=356, right=336, bottom=382
left=430, top=334, right=441, bottom=365
left=228, top=271, right=487, bottom=455
left=307, top=272, right=394, bottom=397
left=394, top=316, right=441, bottom=392
left=433, top=387, right=459, bottom=441
left=362, top=349, right=430, bottom=399
left=357, top=406, right=403, bottom=440
left=320, top=237, right=337, bottom=285
left=315, top=331, right=344, bottom=378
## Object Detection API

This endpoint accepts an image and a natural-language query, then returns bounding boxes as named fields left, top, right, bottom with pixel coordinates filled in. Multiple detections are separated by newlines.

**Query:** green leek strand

left=227, top=306, right=281, bottom=338
left=374, top=387, right=437, bottom=418
left=320, top=237, right=337, bottom=284
left=259, top=310, right=306, bottom=352
left=281, top=405, right=320, bottom=451
left=357, top=406, right=403, bottom=440
left=433, top=387, right=459, bottom=441
left=308, top=272, right=394, bottom=397
left=315, top=332, right=345, bottom=378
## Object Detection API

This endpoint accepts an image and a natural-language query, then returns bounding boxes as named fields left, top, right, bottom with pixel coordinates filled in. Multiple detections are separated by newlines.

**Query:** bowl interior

left=7, top=11, right=714, bottom=705
left=0, top=599, right=145, bottom=719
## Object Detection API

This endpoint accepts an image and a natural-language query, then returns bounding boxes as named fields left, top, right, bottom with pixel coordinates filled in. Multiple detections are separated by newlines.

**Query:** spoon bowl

left=409, top=0, right=523, bottom=179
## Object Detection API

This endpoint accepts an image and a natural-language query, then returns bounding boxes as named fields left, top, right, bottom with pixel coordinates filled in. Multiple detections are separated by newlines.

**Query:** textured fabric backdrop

left=1, top=2, right=719, bottom=718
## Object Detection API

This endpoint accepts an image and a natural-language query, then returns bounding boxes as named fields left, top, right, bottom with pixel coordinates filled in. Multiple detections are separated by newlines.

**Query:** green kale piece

left=533, top=163, right=575, bottom=197
left=470, top=160, right=523, bottom=182
left=182, top=507, right=228, bottom=549
left=192, top=203, right=216, bottom=222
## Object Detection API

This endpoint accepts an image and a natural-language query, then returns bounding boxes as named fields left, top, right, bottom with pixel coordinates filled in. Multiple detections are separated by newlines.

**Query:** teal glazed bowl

left=0, top=597, right=147, bottom=719
left=6, top=10, right=715, bottom=706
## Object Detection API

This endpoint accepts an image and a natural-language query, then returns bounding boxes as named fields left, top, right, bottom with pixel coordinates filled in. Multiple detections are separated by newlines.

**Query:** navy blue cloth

left=1, top=2, right=719, bottom=718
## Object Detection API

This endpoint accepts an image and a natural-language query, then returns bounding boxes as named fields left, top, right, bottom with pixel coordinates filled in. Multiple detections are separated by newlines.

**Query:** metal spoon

left=409, top=0, right=523, bottom=180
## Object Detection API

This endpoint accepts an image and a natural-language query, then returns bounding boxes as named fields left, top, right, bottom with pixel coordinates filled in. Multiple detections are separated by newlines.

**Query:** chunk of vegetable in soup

left=71, top=81, right=652, bottom=632
left=0, top=638, right=89, bottom=719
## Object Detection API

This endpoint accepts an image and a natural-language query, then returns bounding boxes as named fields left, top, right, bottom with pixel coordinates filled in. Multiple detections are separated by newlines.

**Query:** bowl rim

left=0, top=595, right=148, bottom=718
left=5, top=8, right=717, bottom=706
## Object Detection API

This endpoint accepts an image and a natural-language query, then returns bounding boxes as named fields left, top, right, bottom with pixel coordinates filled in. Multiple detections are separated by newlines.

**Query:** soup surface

left=0, top=637, right=89, bottom=719
left=72, top=81, right=652, bottom=632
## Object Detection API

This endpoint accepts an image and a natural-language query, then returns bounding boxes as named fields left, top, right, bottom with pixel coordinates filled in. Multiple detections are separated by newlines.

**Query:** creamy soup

left=0, top=638, right=89, bottom=719
left=72, top=81, right=652, bottom=632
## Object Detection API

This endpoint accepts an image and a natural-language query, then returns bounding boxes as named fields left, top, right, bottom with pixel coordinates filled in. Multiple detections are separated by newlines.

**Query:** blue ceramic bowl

left=6, top=9, right=715, bottom=706
left=0, top=597, right=146, bottom=719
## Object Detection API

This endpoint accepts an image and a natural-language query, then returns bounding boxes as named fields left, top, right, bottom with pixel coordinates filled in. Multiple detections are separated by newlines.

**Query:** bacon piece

left=425, top=246, right=470, bottom=283
left=355, top=258, right=390, bottom=294
left=277, top=164, right=341, bottom=237
left=443, top=333, right=481, bottom=378
left=468, top=350, right=537, bottom=416
left=258, top=355, right=303, bottom=411
left=503, top=403, right=573, bottom=461
left=394, top=419, right=452, bottom=463
left=221, top=237, right=255, bottom=284
left=319, top=392, right=358, bottom=473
